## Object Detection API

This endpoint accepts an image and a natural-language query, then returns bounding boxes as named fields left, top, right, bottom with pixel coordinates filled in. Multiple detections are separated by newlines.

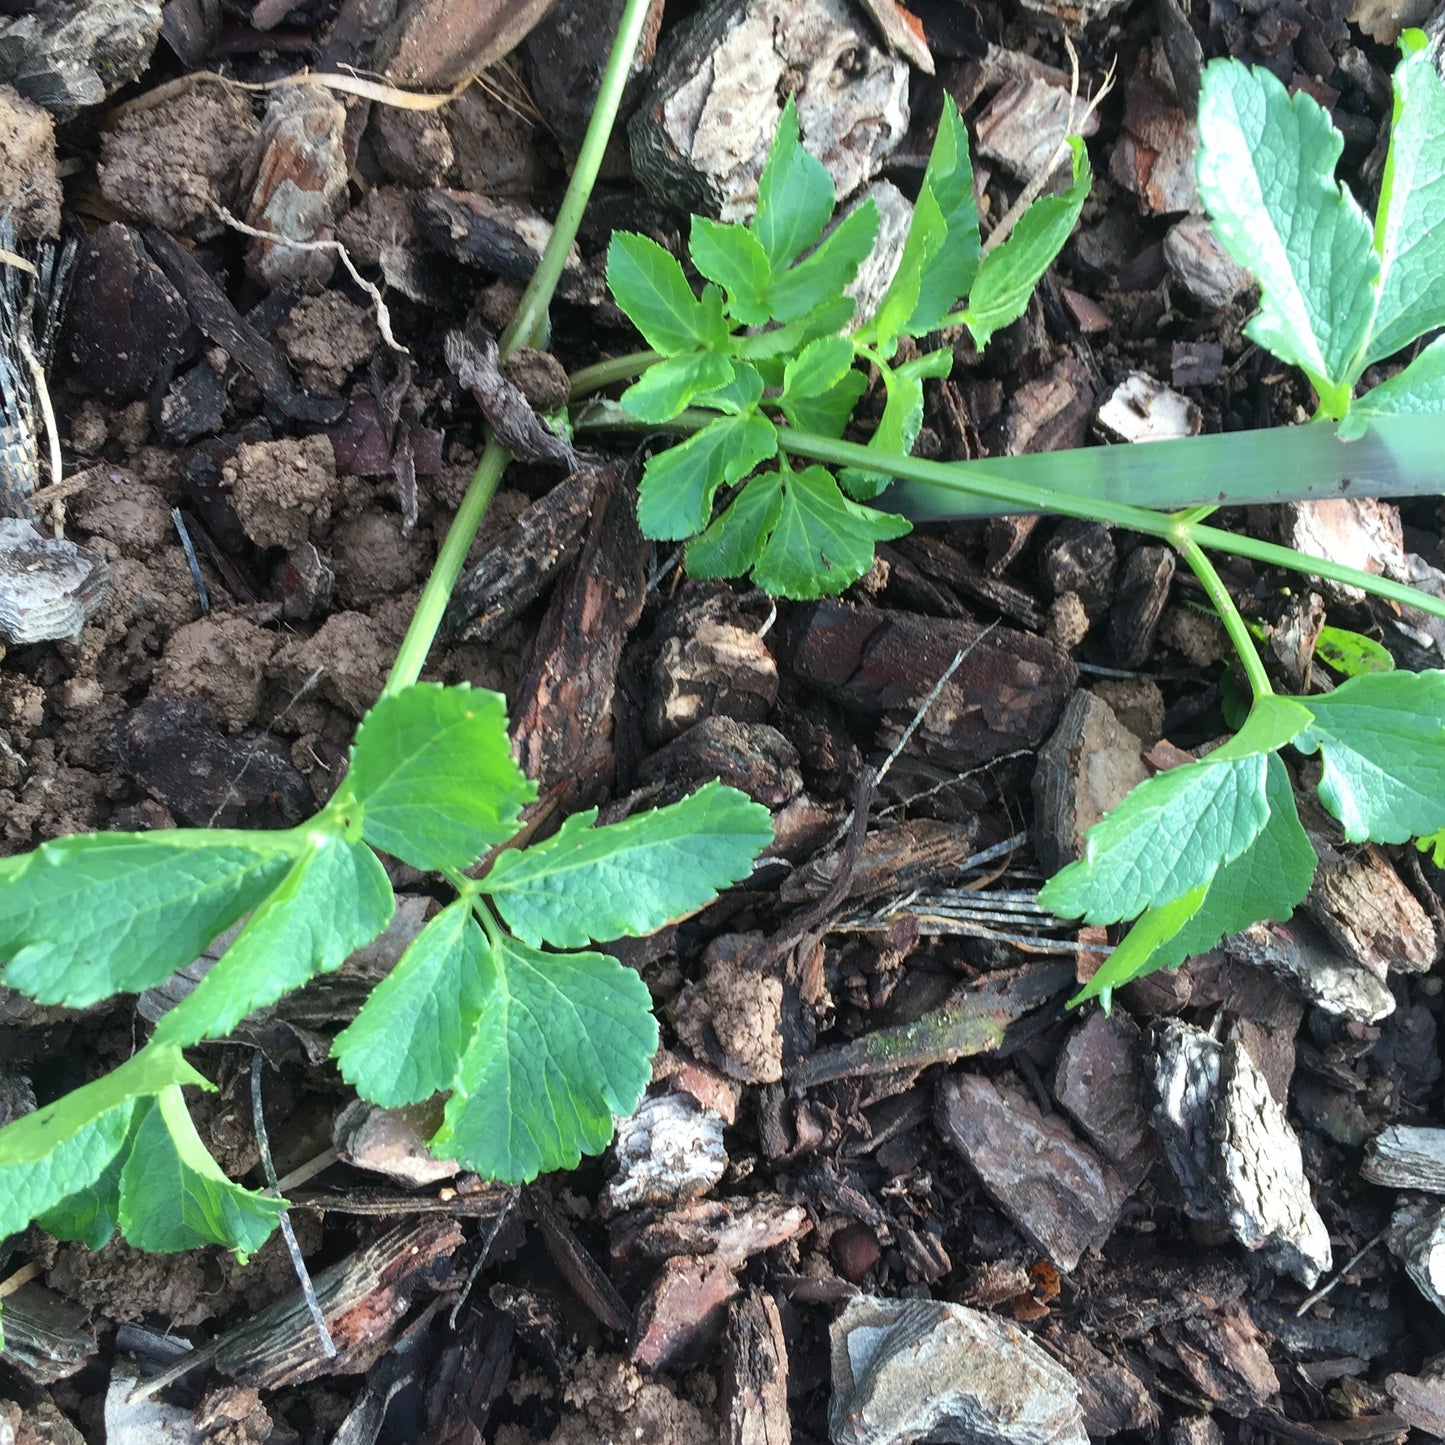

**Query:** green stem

left=1174, top=529, right=1273, bottom=698
left=570, top=348, right=664, bottom=398
left=382, top=0, right=657, bottom=697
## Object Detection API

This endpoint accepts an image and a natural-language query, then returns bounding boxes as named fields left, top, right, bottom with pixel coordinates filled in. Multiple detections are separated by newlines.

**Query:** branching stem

left=570, top=348, right=664, bottom=398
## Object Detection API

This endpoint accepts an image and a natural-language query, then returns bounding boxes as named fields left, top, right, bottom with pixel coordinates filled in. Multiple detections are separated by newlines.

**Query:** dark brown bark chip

left=1053, top=1010, right=1157, bottom=1191
left=935, top=1071, right=1127, bottom=1272
left=722, top=1290, right=790, bottom=1445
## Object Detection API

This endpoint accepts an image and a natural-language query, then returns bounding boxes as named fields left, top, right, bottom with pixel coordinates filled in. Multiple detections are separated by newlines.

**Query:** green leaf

left=1195, top=60, right=1377, bottom=413
left=766, top=202, right=878, bottom=323
left=1367, top=31, right=1445, bottom=364
left=685, top=473, right=784, bottom=580
left=752, top=96, right=834, bottom=270
left=733, top=297, right=858, bottom=360
left=1292, top=669, right=1445, bottom=841
left=0, top=832, right=297, bottom=1008
left=38, top=1137, right=129, bottom=1250
left=782, top=336, right=857, bottom=404
left=620, top=352, right=735, bottom=423
left=690, top=218, right=772, bottom=326
left=486, top=781, right=772, bottom=948
left=606, top=232, right=728, bottom=353
left=0, top=1101, right=134, bottom=1241
left=152, top=837, right=394, bottom=1048
left=693, top=360, right=763, bottom=416
left=636, top=413, right=778, bottom=541
left=908, top=96, right=981, bottom=334
left=118, top=1089, right=283, bottom=1261
left=751, top=463, right=911, bottom=599
left=839, top=350, right=953, bottom=501
left=333, top=899, right=488, bottom=1108
left=432, top=934, right=657, bottom=1181
left=1072, top=754, right=1317, bottom=1004
left=780, top=369, right=867, bottom=439
left=1342, top=335, right=1445, bottom=439
left=963, top=136, right=1092, bottom=350
left=868, top=185, right=945, bottom=353
left=348, top=683, right=535, bottom=873
left=1315, top=625, right=1395, bottom=677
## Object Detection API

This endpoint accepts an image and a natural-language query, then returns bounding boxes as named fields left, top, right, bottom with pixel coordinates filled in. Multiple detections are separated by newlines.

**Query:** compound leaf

left=780, top=368, right=867, bottom=439
left=751, top=464, right=911, bottom=599
left=486, top=781, right=772, bottom=948
left=839, top=350, right=953, bottom=500
left=908, top=95, right=981, bottom=334
left=685, top=473, right=784, bottom=580
left=636, top=413, right=777, bottom=540
left=1195, top=59, right=1377, bottom=413
left=620, top=351, right=735, bottom=424
left=868, top=184, right=945, bottom=353
left=690, top=218, right=772, bottom=326
left=432, top=934, right=657, bottom=1182
left=606, top=232, right=728, bottom=353
left=348, top=683, right=535, bottom=872
left=963, top=136, right=1091, bottom=350
left=766, top=201, right=877, bottom=324
left=333, top=899, right=488, bottom=1108
left=0, top=833, right=297, bottom=1008
left=118, top=1089, right=283, bottom=1261
left=152, top=836, right=394, bottom=1048
left=782, top=336, right=856, bottom=404
left=733, top=297, right=857, bottom=361
left=1367, top=30, right=1445, bottom=364
left=752, top=96, right=834, bottom=269
left=693, top=360, right=764, bottom=415
left=1292, top=669, right=1445, bottom=841
left=1073, top=754, right=1316, bottom=1004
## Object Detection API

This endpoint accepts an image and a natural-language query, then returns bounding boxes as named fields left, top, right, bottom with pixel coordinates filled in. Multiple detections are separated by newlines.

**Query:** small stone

left=831, top=1222, right=882, bottom=1283
left=1389, top=1200, right=1445, bottom=1317
left=601, top=1093, right=728, bottom=1215
left=332, top=1099, right=459, bottom=1186
left=830, top=1295, right=1088, bottom=1445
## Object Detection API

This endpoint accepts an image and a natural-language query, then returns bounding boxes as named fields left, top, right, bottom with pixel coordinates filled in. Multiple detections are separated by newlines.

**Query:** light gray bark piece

left=1148, top=1018, right=1226, bottom=1220
left=1224, top=919, right=1396, bottom=1023
left=0, top=517, right=109, bottom=643
left=1163, top=216, right=1252, bottom=308
left=0, top=1, right=161, bottom=115
left=1215, top=1041, right=1332, bottom=1288
left=1365, top=1127, right=1445, bottom=1193
left=1306, top=845, right=1439, bottom=977
left=935, top=1071, right=1126, bottom=1272
left=628, top=0, right=908, bottom=221
left=973, top=74, right=1101, bottom=181
left=843, top=180, right=911, bottom=331
left=1095, top=371, right=1201, bottom=444
left=332, top=1099, right=460, bottom=1186
left=601, top=1092, right=727, bottom=1214
left=1389, top=1200, right=1445, bottom=1317
left=829, top=1295, right=1088, bottom=1445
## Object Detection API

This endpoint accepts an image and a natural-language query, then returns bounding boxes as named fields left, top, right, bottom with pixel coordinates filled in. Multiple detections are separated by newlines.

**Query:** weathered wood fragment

left=601, top=1093, right=728, bottom=1214
left=723, top=1291, right=791, bottom=1445
left=1364, top=1126, right=1445, bottom=1192
left=1306, top=845, right=1439, bottom=977
left=1054, top=1010, right=1157, bottom=1190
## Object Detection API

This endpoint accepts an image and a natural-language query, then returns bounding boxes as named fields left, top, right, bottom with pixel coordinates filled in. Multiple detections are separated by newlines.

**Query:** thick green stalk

left=570, top=348, right=665, bottom=398
left=1174, top=531, right=1273, bottom=698
left=382, top=0, right=657, bottom=697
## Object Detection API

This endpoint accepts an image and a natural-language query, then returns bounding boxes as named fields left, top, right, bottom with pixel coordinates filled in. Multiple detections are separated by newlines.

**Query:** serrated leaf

left=686, top=473, right=784, bottom=580
left=0, top=833, right=298, bottom=1008
left=766, top=202, right=878, bottom=323
left=1195, top=60, right=1377, bottom=413
left=1342, top=335, right=1445, bottom=439
left=119, top=1089, right=283, bottom=1261
left=1072, top=754, right=1316, bottom=1005
left=152, top=836, right=394, bottom=1048
left=1315, top=625, right=1395, bottom=676
left=964, top=136, right=1092, bottom=350
left=780, top=369, right=868, bottom=439
left=1292, top=669, right=1445, bottom=841
left=38, top=1137, right=128, bottom=1250
left=782, top=336, right=857, bottom=403
left=752, top=96, right=834, bottom=270
left=838, top=350, right=953, bottom=500
left=0, top=1101, right=134, bottom=1241
left=620, top=352, right=735, bottom=423
left=606, top=232, right=728, bottom=353
left=636, top=413, right=778, bottom=541
left=733, top=297, right=858, bottom=360
left=868, top=184, right=945, bottom=352
left=693, top=360, right=763, bottom=415
left=750, top=464, right=911, bottom=599
left=333, top=899, right=488, bottom=1107
left=432, top=934, right=657, bottom=1182
left=487, top=781, right=772, bottom=948
left=348, top=683, right=535, bottom=873
left=690, top=218, right=772, bottom=326
left=1367, top=31, right=1445, bottom=364
left=907, top=96, right=981, bottom=334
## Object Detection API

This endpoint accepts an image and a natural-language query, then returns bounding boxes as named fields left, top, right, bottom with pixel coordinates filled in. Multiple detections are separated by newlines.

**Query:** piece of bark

left=332, top=1099, right=459, bottom=1187
left=632, top=1255, right=741, bottom=1372
left=1172, top=341, right=1224, bottom=389
left=1224, top=918, right=1396, bottom=1023
left=445, top=328, right=574, bottom=467
left=1044, top=1331, right=1160, bottom=1439
left=0, top=518, right=109, bottom=644
left=640, top=716, right=801, bottom=808
left=781, top=818, right=979, bottom=905
left=600, top=1093, right=728, bottom=1215
left=1283, top=498, right=1406, bottom=600
left=1107, top=545, right=1175, bottom=668
left=1163, top=216, right=1253, bottom=308
left=0, top=0, right=162, bottom=115
left=787, top=600, right=1076, bottom=774
left=612, top=1196, right=810, bottom=1270
left=789, top=963, right=1074, bottom=1089
left=1389, top=1200, right=1445, bottom=1316
left=1109, top=65, right=1199, bottom=215
left=723, top=1291, right=791, bottom=1445
left=1306, top=846, right=1439, bottom=977
left=628, top=0, right=908, bottom=221
left=830, top=1295, right=1088, bottom=1445
left=0, top=1282, right=95, bottom=1384
left=211, top=1220, right=463, bottom=1388
left=1042, top=521, right=1117, bottom=618
left=1161, top=1303, right=1280, bottom=1418
left=1033, top=690, right=1148, bottom=876
left=509, top=462, right=645, bottom=815
left=890, top=534, right=1046, bottom=631
left=936, top=1071, right=1127, bottom=1272
left=383, top=0, right=560, bottom=87
left=674, top=946, right=784, bottom=1085
left=1003, top=355, right=1097, bottom=459
left=446, top=464, right=601, bottom=643
left=974, top=75, right=1101, bottom=180
left=1387, top=1369, right=1445, bottom=1436
left=1054, top=1010, right=1157, bottom=1190
left=1364, top=1127, right=1445, bottom=1192
left=422, top=1307, right=515, bottom=1445
left=1096, top=371, right=1201, bottom=444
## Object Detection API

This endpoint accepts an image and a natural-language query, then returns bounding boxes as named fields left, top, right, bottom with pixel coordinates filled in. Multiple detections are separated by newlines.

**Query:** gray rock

left=830, top=1295, right=1087, bottom=1445
left=1390, top=1200, right=1445, bottom=1317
